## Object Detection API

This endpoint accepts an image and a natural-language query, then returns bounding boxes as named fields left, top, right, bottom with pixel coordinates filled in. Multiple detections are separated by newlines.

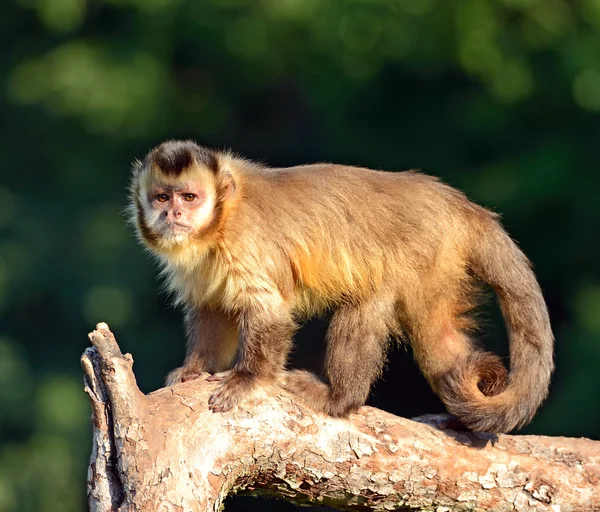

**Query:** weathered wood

left=82, top=323, right=600, bottom=512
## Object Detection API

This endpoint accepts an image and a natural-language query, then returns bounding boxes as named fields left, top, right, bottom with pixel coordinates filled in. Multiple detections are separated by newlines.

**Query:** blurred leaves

left=1, top=0, right=599, bottom=510
left=35, top=376, right=89, bottom=433
left=575, top=284, right=600, bottom=334
left=573, top=68, right=600, bottom=111
left=8, top=43, right=167, bottom=134
left=82, top=285, right=134, bottom=327
left=6, top=0, right=600, bottom=131
left=0, top=339, right=33, bottom=432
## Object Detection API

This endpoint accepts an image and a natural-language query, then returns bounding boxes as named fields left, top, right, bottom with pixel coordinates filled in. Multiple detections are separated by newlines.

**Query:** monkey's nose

left=174, top=210, right=182, bottom=219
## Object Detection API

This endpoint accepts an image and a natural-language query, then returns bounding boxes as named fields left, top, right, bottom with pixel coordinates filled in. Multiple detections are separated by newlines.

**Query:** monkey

left=128, top=139, right=554, bottom=434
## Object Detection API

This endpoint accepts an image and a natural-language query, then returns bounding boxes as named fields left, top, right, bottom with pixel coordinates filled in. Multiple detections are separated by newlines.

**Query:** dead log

left=82, top=323, right=600, bottom=512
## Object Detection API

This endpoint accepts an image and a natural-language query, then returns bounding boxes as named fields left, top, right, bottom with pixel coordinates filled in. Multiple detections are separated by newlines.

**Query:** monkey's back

left=231, top=164, right=493, bottom=314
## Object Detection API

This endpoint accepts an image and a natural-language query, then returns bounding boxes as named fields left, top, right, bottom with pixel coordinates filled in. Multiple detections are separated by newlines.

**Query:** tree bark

left=82, top=323, right=600, bottom=512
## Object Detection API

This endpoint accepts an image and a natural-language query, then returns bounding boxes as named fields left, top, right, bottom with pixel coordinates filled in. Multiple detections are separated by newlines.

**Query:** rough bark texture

left=82, top=323, right=600, bottom=512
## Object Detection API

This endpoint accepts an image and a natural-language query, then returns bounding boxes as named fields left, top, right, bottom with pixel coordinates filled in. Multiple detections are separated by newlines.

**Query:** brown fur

left=129, top=139, right=554, bottom=433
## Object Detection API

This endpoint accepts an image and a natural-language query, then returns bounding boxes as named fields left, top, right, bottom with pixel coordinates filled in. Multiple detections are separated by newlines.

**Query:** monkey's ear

left=219, top=169, right=237, bottom=200
left=215, top=155, right=237, bottom=199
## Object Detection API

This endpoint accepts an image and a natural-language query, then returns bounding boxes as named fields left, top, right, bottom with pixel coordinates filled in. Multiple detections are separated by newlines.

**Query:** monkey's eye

left=183, top=193, right=196, bottom=202
left=155, top=193, right=169, bottom=202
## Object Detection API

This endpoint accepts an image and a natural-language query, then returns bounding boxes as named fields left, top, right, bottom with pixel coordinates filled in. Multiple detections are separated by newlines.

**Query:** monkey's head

left=129, top=140, right=236, bottom=259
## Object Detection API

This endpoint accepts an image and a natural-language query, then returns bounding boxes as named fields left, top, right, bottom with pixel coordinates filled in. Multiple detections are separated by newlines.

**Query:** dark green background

left=1, top=0, right=599, bottom=510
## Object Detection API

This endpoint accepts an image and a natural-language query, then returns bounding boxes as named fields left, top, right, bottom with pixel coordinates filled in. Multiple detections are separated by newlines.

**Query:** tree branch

left=82, top=323, right=600, bottom=512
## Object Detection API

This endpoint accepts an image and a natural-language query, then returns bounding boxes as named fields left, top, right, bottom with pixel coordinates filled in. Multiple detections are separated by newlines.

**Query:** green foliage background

left=1, top=0, right=599, bottom=510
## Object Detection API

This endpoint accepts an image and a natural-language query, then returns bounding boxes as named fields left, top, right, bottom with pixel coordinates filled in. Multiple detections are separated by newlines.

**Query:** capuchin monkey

left=129, top=139, right=554, bottom=433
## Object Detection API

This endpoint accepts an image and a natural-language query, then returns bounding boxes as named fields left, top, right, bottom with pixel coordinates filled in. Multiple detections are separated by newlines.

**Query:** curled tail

left=438, top=220, right=554, bottom=433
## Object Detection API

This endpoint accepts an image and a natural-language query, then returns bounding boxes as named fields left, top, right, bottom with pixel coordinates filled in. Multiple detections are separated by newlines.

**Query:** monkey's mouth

left=163, top=222, right=193, bottom=234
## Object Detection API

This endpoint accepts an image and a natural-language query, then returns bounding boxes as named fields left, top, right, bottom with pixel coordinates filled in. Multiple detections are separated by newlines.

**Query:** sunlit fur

left=129, top=140, right=554, bottom=433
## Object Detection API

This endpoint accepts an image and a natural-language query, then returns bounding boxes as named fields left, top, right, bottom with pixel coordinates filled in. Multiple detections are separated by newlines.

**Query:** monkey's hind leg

left=285, top=298, right=394, bottom=417
left=324, top=301, right=394, bottom=416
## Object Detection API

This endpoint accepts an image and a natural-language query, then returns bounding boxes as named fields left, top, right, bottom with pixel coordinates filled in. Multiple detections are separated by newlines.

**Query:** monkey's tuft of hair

left=147, top=140, right=219, bottom=177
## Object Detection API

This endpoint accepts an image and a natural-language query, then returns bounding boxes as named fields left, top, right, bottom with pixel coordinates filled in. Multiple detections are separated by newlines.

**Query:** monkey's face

left=148, top=181, right=215, bottom=242
left=135, top=168, right=218, bottom=250
left=131, top=141, right=235, bottom=259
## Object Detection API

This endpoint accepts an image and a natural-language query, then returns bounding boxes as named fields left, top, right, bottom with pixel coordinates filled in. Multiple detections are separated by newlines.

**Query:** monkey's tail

left=437, top=219, right=554, bottom=433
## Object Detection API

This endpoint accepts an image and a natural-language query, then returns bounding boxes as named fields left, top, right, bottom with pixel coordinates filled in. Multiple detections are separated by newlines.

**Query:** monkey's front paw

left=165, top=365, right=204, bottom=386
left=208, top=371, right=255, bottom=413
